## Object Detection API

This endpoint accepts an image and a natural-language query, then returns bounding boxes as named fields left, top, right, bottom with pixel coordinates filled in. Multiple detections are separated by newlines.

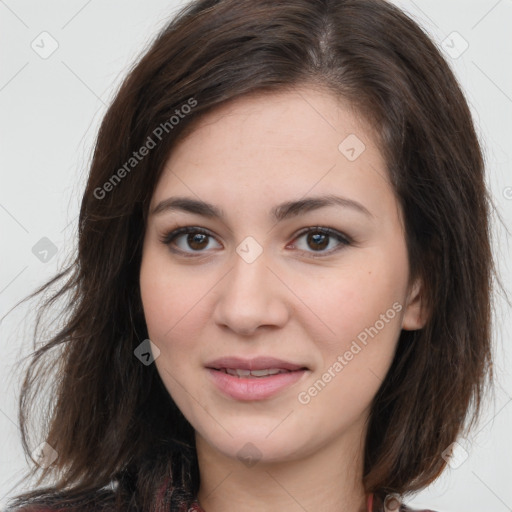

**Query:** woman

left=6, top=0, right=495, bottom=511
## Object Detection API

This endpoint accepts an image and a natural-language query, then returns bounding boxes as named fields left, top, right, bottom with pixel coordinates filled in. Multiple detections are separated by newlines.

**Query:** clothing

left=14, top=503, right=436, bottom=511
left=12, top=492, right=437, bottom=511
left=184, top=493, right=436, bottom=511
left=14, top=504, right=436, bottom=512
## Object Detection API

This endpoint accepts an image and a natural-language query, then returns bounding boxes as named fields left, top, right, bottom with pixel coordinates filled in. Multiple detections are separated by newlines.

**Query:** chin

left=197, top=423, right=305, bottom=465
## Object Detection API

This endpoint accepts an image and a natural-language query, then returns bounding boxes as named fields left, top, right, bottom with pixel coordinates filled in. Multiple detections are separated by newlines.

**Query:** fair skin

left=139, top=85, right=426, bottom=512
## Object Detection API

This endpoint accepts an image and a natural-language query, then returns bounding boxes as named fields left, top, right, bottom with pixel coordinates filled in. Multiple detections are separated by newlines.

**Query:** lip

left=205, top=356, right=307, bottom=372
left=205, top=356, right=309, bottom=401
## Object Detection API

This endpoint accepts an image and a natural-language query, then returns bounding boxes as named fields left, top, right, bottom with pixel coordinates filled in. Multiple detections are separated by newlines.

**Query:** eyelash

left=159, top=225, right=352, bottom=259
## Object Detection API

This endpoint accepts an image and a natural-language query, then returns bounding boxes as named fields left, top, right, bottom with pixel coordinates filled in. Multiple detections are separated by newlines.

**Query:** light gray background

left=1, top=1, right=511, bottom=511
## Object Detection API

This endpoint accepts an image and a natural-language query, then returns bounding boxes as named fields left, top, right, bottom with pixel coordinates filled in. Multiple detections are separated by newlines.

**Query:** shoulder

left=9, top=503, right=114, bottom=512
left=7, top=505, right=66, bottom=512
left=9, top=506, right=106, bottom=512
left=9, top=508, right=65, bottom=512
left=5, top=488, right=117, bottom=512
left=401, top=505, right=437, bottom=512
left=8, top=501, right=115, bottom=512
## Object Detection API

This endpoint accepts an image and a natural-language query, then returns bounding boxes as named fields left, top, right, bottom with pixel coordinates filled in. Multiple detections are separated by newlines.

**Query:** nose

left=212, top=249, right=290, bottom=337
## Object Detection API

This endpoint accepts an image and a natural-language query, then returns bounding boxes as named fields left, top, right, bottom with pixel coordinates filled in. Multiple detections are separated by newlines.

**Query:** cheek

left=295, top=265, right=405, bottom=424
left=301, top=255, right=406, bottom=343
left=294, top=245, right=408, bottom=402
left=139, top=251, right=205, bottom=410
left=139, top=247, right=206, bottom=346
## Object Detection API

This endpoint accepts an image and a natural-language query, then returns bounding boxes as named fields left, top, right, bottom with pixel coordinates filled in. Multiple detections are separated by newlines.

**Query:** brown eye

left=186, top=232, right=209, bottom=250
left=160, top=225, right=351, bottom=259
left=161, top=227, right=222, bottom=256
left=289, top=227, right=351, bottom=257
left=306, top=231, right=329, bottom=251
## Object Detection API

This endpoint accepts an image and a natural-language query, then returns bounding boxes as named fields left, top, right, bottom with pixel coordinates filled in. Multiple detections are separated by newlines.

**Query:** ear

left=401, top=277, right=428, bottom=331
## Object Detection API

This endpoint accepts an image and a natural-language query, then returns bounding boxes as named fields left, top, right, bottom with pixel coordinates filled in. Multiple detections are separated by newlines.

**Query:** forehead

left=172, top=87, right=373, bottom=159
left=150, top=86, right=397, bottom=224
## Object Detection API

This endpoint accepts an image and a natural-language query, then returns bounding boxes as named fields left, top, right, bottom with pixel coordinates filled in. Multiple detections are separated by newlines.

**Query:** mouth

left=215, top=368, right=302, bottom=378
left=205, top=355, right=308, bottom=372
left=205, top=356, right=309, bottom=401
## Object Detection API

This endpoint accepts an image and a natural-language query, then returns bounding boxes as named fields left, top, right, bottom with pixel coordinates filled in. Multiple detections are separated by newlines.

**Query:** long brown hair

left=5, top=0, right=498, bottom=509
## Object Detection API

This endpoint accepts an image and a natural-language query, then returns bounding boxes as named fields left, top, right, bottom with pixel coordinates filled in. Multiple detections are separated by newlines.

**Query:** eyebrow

left=150, top=194, right=373, bottom=221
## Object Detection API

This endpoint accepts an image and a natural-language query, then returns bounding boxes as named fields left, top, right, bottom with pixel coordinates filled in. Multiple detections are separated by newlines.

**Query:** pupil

left=308, top=232, right=328, bottom=250
left=185, top=231, right=329, bottom=252
left=188, top=233, right=207, bottom=250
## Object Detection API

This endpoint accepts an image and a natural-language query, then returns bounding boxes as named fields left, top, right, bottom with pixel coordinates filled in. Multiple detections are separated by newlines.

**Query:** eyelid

left=287, top=226, right=352, bottom=258
left=159, top=225, right=352, bottom=258
left=159, top=226, right=221, bottom=256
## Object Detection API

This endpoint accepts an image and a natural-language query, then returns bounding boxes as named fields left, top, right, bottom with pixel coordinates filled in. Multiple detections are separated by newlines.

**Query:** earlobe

left=401, top=278, right=428, bottom=331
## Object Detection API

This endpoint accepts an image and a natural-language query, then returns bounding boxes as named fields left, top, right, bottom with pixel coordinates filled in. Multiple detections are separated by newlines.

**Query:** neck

left=195, top=426, right=368, bottom=512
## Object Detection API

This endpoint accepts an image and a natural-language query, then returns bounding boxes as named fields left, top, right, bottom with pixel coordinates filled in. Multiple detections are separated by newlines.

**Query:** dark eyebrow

left=150, top=194, right=373, bottom=221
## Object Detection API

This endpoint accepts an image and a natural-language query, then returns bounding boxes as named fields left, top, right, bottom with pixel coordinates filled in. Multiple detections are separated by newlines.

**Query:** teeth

left=225, top=368, right=251, bottom=377
left=221, top=368, right=290, bottom=378
left=250, top=368, right=281, bottom=377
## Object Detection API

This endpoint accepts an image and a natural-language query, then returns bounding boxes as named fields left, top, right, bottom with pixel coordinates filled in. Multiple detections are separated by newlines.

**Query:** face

left=139, top=86, right=425, bottom=465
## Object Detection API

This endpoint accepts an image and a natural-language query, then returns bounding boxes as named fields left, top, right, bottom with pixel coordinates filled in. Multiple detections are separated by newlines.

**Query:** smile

left=219, top=368, right=292, bottom=378
left=207, top=367, right=308, bottom=401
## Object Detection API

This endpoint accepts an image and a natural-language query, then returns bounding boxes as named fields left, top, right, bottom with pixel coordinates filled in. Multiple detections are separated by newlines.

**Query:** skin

left=139, top=85, right=426, bottom=512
